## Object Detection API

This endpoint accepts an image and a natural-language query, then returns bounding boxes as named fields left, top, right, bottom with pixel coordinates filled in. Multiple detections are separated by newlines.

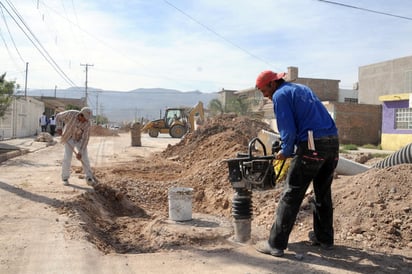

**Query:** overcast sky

left=1, top=0, right=411, bottom=94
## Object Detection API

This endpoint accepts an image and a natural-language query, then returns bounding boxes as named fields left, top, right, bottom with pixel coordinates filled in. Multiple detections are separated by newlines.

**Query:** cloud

left=2, top=0, right=411, bottom=92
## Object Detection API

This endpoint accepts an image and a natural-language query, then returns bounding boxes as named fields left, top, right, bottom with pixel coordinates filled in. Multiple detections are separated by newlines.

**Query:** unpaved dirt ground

left=0, top=115, right=411, bottom=273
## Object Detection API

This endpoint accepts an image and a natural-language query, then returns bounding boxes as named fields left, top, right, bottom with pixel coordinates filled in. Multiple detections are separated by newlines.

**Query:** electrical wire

left=317, top=0, right=412, bottom=21
left=0, top=13, right=25, bottom=79
left=69, top=0, right=88, bottom=59
left=0, top=5, right=25, bottom=64
left=35, top=1, right=265, bottom=90
left=34, top=0, right=72, bottom=72
left=0, top=0, right=79, bottom=88
left=162, top=0, right=276, bottom=68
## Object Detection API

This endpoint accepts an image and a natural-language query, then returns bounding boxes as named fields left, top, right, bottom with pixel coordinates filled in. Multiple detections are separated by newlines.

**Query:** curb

left=0, top=149, right=30, bottom=163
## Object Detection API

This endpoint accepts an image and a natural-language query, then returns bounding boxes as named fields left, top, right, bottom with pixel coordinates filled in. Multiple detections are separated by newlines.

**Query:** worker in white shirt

left=39, top=112, right=48, bottom=132
left=56, top=107, right=95, bottom=186
left=49, top=115, right=57, bottom=136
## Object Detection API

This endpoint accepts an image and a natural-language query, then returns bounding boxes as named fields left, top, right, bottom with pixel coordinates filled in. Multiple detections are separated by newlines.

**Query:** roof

left=378, top=93, right=411, bottom=102
left=33, top=96, right=85, bottom=112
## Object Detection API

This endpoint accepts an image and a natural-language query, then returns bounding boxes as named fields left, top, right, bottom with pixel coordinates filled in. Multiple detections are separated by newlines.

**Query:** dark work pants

left=50, top=125, right=56, bottom=136
left=269, top=137, right=339, bottom=250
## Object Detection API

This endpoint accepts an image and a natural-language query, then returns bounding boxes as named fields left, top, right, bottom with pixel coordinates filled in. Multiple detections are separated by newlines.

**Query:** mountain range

left=26, top=87, right=219, bottom=122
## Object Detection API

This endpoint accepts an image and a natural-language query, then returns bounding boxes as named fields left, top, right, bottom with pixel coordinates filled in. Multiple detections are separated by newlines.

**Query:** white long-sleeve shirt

left=49, top=117, right=56, bottom=126
left=56, top=110, right=90, bottom=152
left=39, top=114, right=48, bottom=126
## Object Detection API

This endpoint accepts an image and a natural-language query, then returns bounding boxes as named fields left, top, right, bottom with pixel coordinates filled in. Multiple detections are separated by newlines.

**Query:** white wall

left=0, top=96, right=44, bottom=139
left=338, top=88, right=358, bottom=103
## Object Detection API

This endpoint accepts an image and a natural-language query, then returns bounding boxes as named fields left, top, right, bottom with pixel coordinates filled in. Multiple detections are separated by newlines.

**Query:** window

left=344, top=98, right=358, bottom=103
left=395, top=107, right=412, bottom=129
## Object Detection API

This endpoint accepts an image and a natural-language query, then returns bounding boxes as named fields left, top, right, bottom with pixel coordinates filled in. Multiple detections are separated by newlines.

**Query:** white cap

left=80, top=107, right=92, bottom=121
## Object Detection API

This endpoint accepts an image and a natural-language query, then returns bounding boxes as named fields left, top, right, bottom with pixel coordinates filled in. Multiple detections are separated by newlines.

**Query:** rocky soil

left=59, top=114, right=411, bottom=268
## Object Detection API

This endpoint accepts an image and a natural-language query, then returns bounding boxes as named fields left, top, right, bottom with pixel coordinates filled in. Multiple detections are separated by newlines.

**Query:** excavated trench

left=58, top=114, right=412, bottom=255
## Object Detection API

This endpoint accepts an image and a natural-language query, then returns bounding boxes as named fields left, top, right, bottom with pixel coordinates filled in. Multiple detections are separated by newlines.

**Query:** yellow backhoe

left=141, top=101, right=205, bottom=138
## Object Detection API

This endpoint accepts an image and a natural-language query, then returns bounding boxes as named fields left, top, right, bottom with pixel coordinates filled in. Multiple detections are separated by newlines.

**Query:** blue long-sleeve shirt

left=272, top=82, right=338, bottom=157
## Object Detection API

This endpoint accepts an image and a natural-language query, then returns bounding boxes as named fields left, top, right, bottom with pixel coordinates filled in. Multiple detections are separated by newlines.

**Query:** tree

left=226, top=97, right=248, bottom=115
left=208, top=97, right=249, bottom=117
left=65, top=104, right=81, bottom=110
left=0, top=73, right=16, bottom=118
left=95, top=115, right=108, bottom=125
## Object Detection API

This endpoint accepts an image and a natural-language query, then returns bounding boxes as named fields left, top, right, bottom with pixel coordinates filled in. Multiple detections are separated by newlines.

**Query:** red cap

left=255, top=70, right=286, bottom=89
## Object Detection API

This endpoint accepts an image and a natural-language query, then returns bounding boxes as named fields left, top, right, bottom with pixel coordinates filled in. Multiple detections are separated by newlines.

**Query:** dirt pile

left=35, top=132, right=55, bottom=143
left=61, top=114, right=411, bottom=256
left=90, top=125, right=120, bottom=136
left=333, top=164, right=411, bottom=249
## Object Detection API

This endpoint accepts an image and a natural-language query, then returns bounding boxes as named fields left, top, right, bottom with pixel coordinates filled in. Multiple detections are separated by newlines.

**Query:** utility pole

left=24, top=62, right=28, bottom=99
left=95, top=92, right=99, bottom=122
left=54, top=85, right=57, bottom=97
left=80, top=63, right=93, bottom=106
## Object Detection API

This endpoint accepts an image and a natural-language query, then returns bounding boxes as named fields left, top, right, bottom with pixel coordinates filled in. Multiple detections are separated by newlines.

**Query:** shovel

left=66, top=142, right=100, bottom=185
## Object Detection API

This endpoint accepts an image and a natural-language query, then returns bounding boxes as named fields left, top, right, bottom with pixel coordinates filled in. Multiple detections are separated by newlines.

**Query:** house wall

left=287, top=67, right=340, bottom=102
left=238, top=67, right=382, bottom=146
left=358, top=55, right=412, bottom=105
left=329, top=102, right=382, bottom=145
left=380, top=99, right=412, bottom=150
left=294, top=78, right=340, bottom=101
left=381, top=100, right=412, bottom=133
left=261, top=102, right=381, bottom=146
left=381, top=134, right=412, bottom=150
left=0, top=96, right=44, bottom=139
left=338, top=88, right=358, bottom=103
left=218, top=89, right=237, bottom=111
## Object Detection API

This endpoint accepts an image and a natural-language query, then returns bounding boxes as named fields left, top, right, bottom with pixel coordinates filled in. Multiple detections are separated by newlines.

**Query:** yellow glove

left=273, top=158, right=291, bottom=183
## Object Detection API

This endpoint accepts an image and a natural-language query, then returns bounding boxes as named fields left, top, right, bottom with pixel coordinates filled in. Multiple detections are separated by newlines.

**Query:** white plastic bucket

left=168, top=187, right=193, bottom=221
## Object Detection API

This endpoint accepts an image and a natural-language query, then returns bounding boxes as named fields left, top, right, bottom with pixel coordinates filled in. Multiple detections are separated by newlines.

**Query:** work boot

left=86, top=177, right=96, bottom=186
left=308, top=231, right=334, bottom=250
left=62, top=179, right=69, bottom=186
left=255, top=241, right=284, bottom=257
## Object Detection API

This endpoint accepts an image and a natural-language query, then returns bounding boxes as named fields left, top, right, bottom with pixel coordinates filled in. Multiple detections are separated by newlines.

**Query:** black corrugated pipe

left=373, top=143, right=412, bottom=168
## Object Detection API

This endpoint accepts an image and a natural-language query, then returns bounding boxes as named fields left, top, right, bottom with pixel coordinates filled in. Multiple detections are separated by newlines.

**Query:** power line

left=162, top=0, right=276, bottom=67
left=37, top=0, right=254, bottom=91
left=317, top=0, right=412, bottom=21
left=0, top=0, right=79, bottom=87
left=0, top=5, right=25, bottom=64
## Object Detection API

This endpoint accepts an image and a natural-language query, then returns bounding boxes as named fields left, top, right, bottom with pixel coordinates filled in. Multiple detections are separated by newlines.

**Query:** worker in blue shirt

left=254, top=70, right=339, bottom=257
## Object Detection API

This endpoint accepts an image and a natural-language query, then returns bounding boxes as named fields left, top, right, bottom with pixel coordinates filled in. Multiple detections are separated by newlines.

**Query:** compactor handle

left=248, top=137, right=267, bottom=157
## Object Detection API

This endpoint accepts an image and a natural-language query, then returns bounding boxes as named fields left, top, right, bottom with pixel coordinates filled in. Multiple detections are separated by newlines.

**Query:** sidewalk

left=345, top=147, right=395, bottom=155
left=0, top=136, right=53, bottom=163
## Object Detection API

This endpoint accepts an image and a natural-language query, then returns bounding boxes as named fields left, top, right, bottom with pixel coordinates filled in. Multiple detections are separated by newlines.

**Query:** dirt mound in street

left=90, top=125, right=120, bottom=136
left=61, top=114, right=412, bottom=257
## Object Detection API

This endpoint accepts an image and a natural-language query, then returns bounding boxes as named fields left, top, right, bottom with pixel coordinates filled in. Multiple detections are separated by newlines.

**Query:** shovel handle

left=65, top=141, right=99, bottom=184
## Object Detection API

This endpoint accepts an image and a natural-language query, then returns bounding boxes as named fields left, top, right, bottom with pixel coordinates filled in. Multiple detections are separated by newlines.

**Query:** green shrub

left=372, top=153, right=389, bottom=158
left=362, top=144, right=377, bottom=149
left=341, top=144, right=358, bottom=151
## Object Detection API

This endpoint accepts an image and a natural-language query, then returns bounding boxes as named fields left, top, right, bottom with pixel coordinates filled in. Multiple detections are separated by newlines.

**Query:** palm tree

left=208, top=99, right=224, bottom=116
left=226, top=97, right=248, bottom=115
left=208, top=97, right=250, bottom=116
